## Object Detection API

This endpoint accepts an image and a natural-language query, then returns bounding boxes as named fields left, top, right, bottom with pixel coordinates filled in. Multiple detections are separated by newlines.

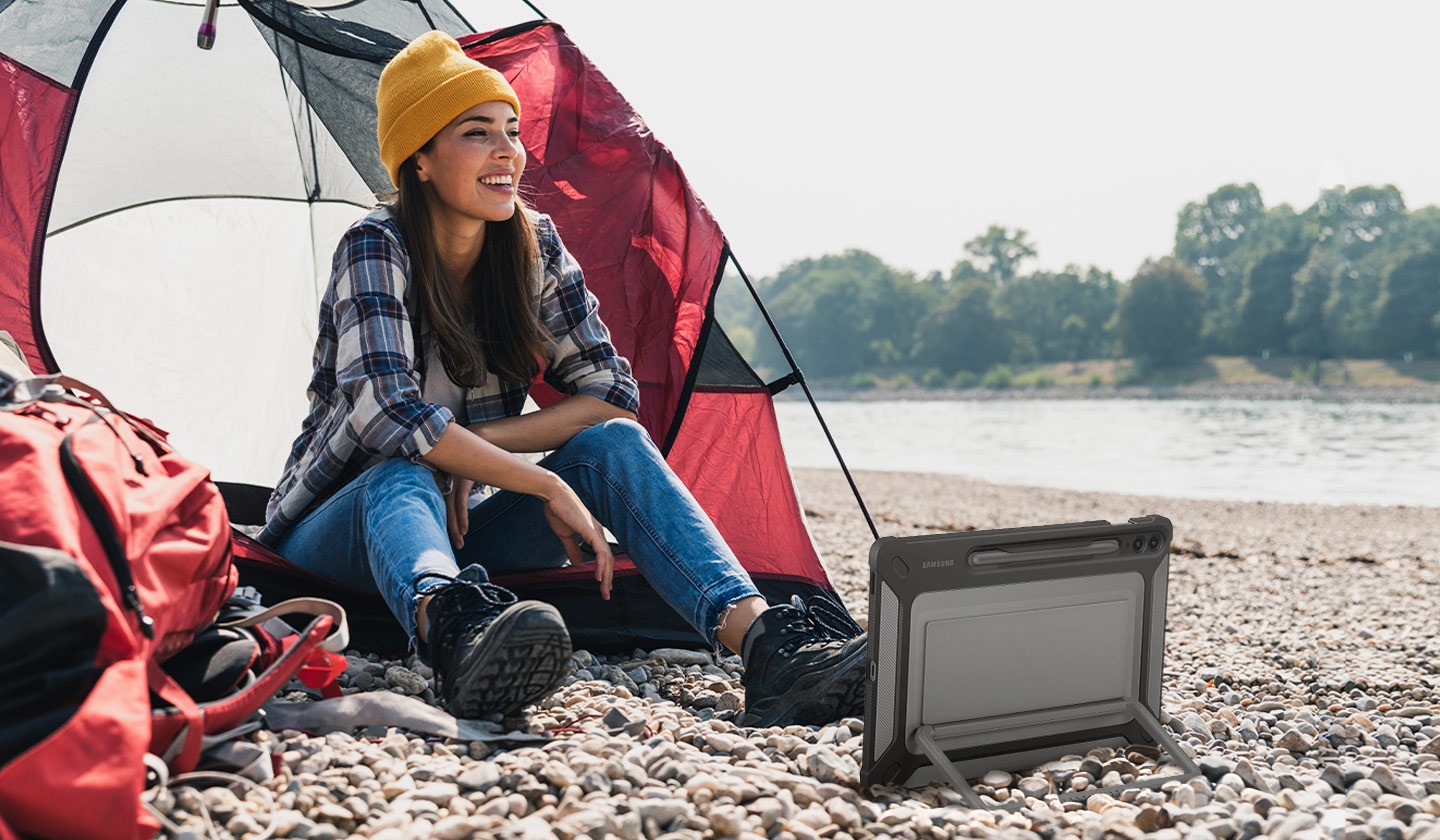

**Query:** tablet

left=861, top=516, right=1198, bottom=805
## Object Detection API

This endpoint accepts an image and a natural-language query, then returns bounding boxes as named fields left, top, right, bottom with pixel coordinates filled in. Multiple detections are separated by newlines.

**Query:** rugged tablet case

left=861, top=516, right=1198, bottom=805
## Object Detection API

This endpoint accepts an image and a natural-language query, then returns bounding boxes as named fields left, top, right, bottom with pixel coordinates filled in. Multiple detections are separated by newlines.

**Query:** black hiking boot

left=738, top=596, right=868, bottom=727
left=422, top=567, right=572, bottom=718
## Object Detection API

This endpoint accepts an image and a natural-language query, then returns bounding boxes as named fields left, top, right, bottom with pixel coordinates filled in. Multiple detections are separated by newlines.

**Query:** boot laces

left=421, top=572, right=518, bottom=665
left=775, top=595, right=862, bottom=653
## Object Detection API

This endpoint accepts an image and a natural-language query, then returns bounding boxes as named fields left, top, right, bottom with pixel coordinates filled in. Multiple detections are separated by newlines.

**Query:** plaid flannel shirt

left=258, top=206, right=639, bottom=546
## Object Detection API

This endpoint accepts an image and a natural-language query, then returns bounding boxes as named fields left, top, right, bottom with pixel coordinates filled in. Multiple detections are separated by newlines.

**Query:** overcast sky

left=459, top=1, right=1440, bottom=281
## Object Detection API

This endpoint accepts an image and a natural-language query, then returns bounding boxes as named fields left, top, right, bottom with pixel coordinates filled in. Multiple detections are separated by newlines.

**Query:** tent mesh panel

left=242, top=0, right=474, bottom=197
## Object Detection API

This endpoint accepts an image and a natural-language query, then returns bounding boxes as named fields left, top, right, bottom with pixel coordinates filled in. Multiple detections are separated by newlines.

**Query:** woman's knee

left=565, top=417, right=653, bottom=462
left=360, top=458, right=443, bottom=508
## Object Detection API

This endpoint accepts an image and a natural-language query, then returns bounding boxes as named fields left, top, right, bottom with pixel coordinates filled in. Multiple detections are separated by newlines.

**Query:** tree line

left=717, top=184, right=1440, bottom=382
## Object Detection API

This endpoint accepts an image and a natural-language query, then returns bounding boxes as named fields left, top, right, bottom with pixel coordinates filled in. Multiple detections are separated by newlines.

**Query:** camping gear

left=0, top=0, right=876, bottom=652
left=862, top=516, right=1199, bottom=805
left=0, top=371, right=347, bottom=840
left=0, top=373, right=234, bottom=839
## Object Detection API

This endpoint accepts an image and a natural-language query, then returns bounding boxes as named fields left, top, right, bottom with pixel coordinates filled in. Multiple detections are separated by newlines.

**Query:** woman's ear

left=412, top=153, right=430, bottom=183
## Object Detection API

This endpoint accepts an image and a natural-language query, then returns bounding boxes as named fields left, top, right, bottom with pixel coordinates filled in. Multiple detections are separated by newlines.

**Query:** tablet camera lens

left=1148, top=535, right=1161, bottom=551
left=1131, top=536, right=1145, bottom=553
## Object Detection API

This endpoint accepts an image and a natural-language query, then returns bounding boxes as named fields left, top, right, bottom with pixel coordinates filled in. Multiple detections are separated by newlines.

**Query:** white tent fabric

left=38, top=0, right=498, bottom=485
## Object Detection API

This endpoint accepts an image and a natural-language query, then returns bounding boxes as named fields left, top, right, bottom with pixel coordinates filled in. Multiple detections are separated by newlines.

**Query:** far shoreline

left=781, top=381, right=1440, bottom=404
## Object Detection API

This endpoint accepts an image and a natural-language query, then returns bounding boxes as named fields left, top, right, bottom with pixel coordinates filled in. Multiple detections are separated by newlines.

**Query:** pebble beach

left=154, top=467, right=1440, bottom=840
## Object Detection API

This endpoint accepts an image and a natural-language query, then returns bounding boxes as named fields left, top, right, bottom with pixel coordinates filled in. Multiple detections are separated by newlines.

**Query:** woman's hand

left=541, top=482, right=613, bottom=600
left=446, top=477, right=475, bottom=550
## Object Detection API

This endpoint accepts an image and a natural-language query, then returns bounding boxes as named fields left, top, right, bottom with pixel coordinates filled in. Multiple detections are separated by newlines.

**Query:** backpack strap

left=205, top=598, right=349, bottom=730
left=199, top=612, right=337, bottom=734
left=148, top=660, right=205, bottom=773
left=150, top=599, right=348, bottom=764
left=222, top=597, right=349, bottom=654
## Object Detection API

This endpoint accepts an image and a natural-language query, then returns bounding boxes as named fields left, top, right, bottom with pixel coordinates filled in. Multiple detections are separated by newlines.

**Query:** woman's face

left=413, top=99, right=525, bottom=227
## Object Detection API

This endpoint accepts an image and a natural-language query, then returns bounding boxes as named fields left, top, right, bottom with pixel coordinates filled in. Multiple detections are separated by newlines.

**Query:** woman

left=259, top=31, right=865, bottom=727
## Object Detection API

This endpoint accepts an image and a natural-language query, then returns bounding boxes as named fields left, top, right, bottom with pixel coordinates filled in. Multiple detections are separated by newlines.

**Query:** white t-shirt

left=421, top=335, right=467, bottom=423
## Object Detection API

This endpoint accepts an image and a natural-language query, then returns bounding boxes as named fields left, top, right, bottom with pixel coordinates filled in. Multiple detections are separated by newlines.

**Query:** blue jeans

left=273, top=418, right=760, bottom=649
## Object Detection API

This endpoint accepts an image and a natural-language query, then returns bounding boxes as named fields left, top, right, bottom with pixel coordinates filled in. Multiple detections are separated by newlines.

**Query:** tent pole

left=726, top=252, right=881, bottom=543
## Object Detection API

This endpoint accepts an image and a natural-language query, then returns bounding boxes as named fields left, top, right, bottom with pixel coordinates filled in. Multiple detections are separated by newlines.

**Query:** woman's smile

left=414, top=99, right=525, bottom=227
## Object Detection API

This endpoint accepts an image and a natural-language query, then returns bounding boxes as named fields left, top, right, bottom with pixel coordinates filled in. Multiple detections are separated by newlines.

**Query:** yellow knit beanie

left=376, top=31, right=522, bottom=189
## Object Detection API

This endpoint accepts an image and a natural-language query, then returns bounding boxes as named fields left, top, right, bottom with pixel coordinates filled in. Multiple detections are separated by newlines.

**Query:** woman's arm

left=468, top=394, right=636, bottom=453
left=422, top=422, right=614, bottom=598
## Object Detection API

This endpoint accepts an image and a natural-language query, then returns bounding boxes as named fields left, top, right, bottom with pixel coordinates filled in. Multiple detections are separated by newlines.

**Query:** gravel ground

left=154, top=468, right=1440, bottom=840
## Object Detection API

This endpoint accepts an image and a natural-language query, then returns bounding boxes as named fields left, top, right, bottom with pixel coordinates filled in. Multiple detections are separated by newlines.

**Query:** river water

left=773, top=399, right=1440, bottom=507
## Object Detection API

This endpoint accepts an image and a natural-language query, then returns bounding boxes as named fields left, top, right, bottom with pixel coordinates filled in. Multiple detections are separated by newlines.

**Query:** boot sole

left=740, top=638, right=868, bottom=728
left=444, top=601, right=573, bottom=718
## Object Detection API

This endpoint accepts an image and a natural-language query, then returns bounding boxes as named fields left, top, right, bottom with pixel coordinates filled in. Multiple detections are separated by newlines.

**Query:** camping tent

left=1, top=0, right=874, bottom=650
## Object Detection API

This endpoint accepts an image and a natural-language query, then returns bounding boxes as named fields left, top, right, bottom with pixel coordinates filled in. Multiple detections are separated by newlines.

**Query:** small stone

left=709, top=804, right=747, bottom=836
left=540, top=763, right=578, bottom=788
left=410, top=782, right=461, bottom=805
left=806, top=749, right=858, bottom=785
left=1271, top=813, right=1319, bottom=840
left=1279, top=788, right=1324, bottom=811
left=554, top=809, right=610, bottom=840
left=1353, top=778, right=1384, bottom=798
left=824, top=799, right=860, bottom=830
left=1373, top=765, right=1424, bottom=800
left=313, top=802, right=355, bottom=823
left=381, top=775, right=416, bottom=798
left=1275, top=729, right=1314, bottom=752
left=635, top=799, right=689, bottom=828
left=982, top=770, right=1013, bottom=787
left=458, top=763, right=501, bottom=790
left=1200, top=757, right=1236, bottom=783
left=1134, top=806, right=1170, bottom=832
left=1320, top=764, right=1350, bottom=792
left=1173, top=785, right=1197, bottom=808
left=226, top=815, right=261, bottom=837
left=1182, top=713, right=1211, bottom=738
left=651, top=648, right=712, bottom=666
left=1018, top=776, right=1051, bottom=798
left=791, top=805, right=831, bottom=831
left=384, top=665, right=428, bottom=695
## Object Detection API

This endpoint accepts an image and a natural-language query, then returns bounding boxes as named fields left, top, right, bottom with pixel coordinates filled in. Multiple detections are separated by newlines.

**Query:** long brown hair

left=393, top=156, right=549, bottom=387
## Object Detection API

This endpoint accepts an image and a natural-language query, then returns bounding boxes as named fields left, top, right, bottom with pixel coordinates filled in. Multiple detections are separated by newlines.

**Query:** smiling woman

left=257, top=30, right=871, bottom=728
left=398, top=99, right=547, bottom=393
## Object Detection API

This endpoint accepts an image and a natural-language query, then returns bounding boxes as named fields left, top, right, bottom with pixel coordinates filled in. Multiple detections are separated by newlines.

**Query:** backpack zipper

left=59, top=422, right=155, bottom=639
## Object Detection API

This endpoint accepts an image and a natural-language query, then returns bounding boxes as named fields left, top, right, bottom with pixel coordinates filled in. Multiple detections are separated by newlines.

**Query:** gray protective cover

left=861, top=516, right=1198, bottom=803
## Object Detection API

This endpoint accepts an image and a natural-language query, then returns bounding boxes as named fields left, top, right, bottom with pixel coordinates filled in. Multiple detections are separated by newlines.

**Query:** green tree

left=1235, top=206, right=1308, bottom=355
left=1286, top=247, right=1341, bottom=357
left=1310, top=186, right=1408, bottom=355
left=1115, top=258, right=1205, bottom=365
left=963, top=225, right=1036, bottom=288
left=759, top=250, right=937, bottom=378
left=912, top=280, right=1008, bottom=373
left=1174, top=183, right=1267, bottom=353
left=1372, top=248, right=1440, bottom=357
left=994, top=266, right=1119, bottom=363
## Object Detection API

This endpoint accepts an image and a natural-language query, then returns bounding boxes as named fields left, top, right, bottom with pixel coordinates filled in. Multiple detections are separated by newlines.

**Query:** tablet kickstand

left=914, top=702, right=1200, bottom=808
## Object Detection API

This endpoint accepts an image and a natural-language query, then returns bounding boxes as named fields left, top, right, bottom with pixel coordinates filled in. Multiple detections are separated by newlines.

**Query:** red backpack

left=0, top=376, right=340, bottom=840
